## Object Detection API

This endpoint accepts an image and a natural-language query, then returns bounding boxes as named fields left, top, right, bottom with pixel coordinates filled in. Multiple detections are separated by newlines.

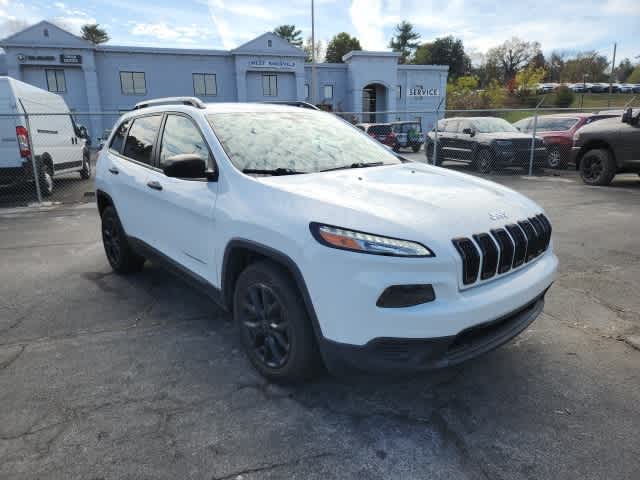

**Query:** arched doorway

left=362, top=83, right=388, bottom=123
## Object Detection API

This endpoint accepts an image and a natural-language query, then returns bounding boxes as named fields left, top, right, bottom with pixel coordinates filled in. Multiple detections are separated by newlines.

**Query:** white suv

left=96, top=97, right=558, bottom=382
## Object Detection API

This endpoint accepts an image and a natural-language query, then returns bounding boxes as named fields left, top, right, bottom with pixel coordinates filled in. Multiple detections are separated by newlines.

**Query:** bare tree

left=486, top=37, right=541, bottom=83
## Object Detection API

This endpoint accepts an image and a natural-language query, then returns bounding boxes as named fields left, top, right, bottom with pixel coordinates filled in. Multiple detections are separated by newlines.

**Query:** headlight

left=310, top=223, right=434, bottom=257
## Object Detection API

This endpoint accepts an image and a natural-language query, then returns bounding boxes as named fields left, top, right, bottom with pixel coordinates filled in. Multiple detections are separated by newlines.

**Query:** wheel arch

left=221, top=239, right=323, bottom=339
left=38, top=152, right=54, bottom=173
left=575, top=140, right=616, bottom=170
left=96, top=189, right=114, bottom=216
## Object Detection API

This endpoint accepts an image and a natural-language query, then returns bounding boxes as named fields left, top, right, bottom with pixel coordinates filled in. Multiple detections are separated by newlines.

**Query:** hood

left=260, top=163, right=542, bottom=248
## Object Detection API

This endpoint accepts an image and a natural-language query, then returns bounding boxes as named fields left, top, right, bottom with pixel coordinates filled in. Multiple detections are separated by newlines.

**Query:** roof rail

left=262, top=101, right=320, bottom=110
left=133, top=97, right=206, bottom=110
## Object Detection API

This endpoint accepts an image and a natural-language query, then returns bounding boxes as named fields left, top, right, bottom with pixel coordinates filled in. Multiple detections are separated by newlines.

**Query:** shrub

left=553, top=86, right=574, bottom=108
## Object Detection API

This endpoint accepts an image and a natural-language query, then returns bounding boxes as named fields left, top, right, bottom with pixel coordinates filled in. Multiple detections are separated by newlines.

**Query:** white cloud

left=349, top=0, right=399, bottom=50
left=130, top=22, right=215, bottom=44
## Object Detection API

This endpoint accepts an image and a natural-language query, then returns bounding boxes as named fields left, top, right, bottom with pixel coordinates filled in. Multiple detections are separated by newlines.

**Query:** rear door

left=143, top=113, right=218, bottom=281
left=0, top=90, right=21, bottom=171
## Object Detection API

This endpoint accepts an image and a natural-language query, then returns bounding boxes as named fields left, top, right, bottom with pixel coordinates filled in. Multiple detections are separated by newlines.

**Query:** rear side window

left=445, top=121, right=458, bottom=133
left=109, top=119, right=131, bottom=153
left=122, top=115, right=162, bottom=166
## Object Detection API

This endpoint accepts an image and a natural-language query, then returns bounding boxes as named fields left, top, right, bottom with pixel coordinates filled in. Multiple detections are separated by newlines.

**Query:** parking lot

left=1, top=164, right=639, bottom=479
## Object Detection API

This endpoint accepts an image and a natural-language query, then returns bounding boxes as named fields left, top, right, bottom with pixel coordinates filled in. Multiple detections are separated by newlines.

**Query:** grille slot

left=505, top=224, right=527, bottom=268
left=473, top=233, right=499, bottom=280
left=490, top=228, right=514, bottom=274
left=518, top=220, right=538, bottom=262
left=453, top=214, right=552, bottom=287
left=452, top=238, right=480, bottom=285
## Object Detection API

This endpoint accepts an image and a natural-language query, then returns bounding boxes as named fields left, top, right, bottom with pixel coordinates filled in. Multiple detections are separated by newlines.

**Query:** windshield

left=472, top=118, right=519, bottom=133
left=207, top=111, right=402, bottom=174
left=393, top=123, right=421, bottom=133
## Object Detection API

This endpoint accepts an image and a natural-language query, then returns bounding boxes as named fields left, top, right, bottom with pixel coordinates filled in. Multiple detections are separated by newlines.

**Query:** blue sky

left=1, top=0, right=638, bottom=63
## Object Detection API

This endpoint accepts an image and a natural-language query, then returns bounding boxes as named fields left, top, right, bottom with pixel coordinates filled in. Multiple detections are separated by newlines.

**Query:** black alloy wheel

left=240, top=282, right=291, bottom=369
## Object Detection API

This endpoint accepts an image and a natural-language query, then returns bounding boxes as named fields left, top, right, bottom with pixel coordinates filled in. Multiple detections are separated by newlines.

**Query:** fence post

left=431, top=98, right=445, bottom=166
left=528, top=96, right=546, bottom=176
left=23, top=109, right=42, bottom=204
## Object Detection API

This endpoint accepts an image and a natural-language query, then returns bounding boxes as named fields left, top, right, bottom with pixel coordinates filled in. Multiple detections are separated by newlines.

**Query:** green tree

left=413, top=36, right=470, bottom=79
left=627, top=66, right=640, bottom=84
left=388, top=21, right=420, bottom=64
left=616, top=58, right=635, bottom=82
left=546, top=51, right=566, bottom=82
left=325, top=32, right=362, bottom=63
left=486, top=37, right=541, bottom=82
left=273, top=24, right=303, bottom=47
left=447, top=75, right=505, bottom=109
left=560, top=51, right=609, bottom=82
left=515, top=65, right=546, bottom=95
left=553, top=86, right=575, bottom=108
left=80, top=24, right=109, bottom=44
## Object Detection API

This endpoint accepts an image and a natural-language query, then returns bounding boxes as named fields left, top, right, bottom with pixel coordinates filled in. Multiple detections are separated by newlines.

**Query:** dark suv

left=426, top=117, right=546, bottom=173
left=572, top=108, right=640, bottom=185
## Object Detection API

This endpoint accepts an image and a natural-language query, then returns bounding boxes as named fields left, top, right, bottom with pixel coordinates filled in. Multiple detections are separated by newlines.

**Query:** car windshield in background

left=472, top=118, right=519, bottom=133
left=368, top=125, right=392, bottom=136
left=207, top=112, right=402, bottom=175
left=393, top=123, right=421, bottom=133
left=535, top=117, right=579, bottom=132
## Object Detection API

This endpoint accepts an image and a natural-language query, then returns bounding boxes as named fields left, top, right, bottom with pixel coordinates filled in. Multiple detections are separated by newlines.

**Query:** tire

left=474, top=148, right=494, bottom=173
left=80, top=154, right=91, bottom=179
left=101, top=206, right=145, bottom=273
left=37, top=159, right=53, bottom=197
left=412, top=144, right=421, bottom=153
left=580, top=148, right=616, bottom=186
left=392, top=144, right=400, bottom=152
left=233, top=260, right=320, bottom=383
left=546, top=146, right=568, bottom=169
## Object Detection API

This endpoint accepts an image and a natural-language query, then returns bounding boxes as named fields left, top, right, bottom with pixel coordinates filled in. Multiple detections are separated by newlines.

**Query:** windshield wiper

left=320, top=162, right=384, bottom=172
left=242, top=167, right=305, bottom=176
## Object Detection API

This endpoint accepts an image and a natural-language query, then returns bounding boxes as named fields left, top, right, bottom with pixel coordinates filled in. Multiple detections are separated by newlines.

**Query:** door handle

left=108, top=167, right=119, bottom=175
left=147, top=180, right=163, bottom=191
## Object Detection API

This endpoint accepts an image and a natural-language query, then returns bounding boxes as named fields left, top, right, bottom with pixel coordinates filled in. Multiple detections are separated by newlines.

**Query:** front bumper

left=320, top=291, right=546, bottom=374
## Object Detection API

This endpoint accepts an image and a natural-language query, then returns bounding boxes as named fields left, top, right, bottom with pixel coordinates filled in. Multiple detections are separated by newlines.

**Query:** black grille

left=490, top=228, right=514, bottom=274
left=452, top=238, right=480, bottom=285
left=518, top=220, right=538, bottom=262
left=473, top=233, right=499, bottom=280
left=453, top=214, right=552, bottom=286
left=505, top=224, right=527, bottom=268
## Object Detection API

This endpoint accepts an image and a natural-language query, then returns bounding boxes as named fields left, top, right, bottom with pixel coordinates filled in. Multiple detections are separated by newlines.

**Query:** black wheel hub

left=240, top=283, right=290, bottom=369
left=583, top=157, right=603, bottom=181
left=102, top=216, right=121, bottom=265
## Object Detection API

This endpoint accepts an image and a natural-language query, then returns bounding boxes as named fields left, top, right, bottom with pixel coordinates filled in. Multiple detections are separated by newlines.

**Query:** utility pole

left=608, top=42, right=617, bottom=107
left=311, top=0, right=317, bottom=106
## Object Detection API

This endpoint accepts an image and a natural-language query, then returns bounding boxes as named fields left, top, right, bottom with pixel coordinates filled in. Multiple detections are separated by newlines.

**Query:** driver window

left=159, top=115, right=210, bottom=169
left=457, top=120, right=471, bottom=133
left=445, top=121, right=458, bottom=133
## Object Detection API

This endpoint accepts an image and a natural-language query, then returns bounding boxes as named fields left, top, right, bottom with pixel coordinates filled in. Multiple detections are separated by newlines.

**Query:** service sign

left=408, top=85, right=440, bottom=97
left=248, top=59, right=296, bottom=69
left=60, top=54, right=82, bottom=64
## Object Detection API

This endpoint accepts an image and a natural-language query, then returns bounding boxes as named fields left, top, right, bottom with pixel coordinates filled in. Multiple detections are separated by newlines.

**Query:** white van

left=0, top=77, right=89, bottom=197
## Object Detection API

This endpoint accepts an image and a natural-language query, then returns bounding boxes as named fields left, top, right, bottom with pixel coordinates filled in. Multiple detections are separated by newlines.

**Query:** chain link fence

left=0, top=111, right=121, bottom=208
left=0, top=103, right=636, bottom=208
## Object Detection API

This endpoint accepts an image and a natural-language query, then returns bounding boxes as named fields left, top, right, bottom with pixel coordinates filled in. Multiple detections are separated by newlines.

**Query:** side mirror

left=462, top=127, right=475, bottom=136
left=162, top=154, right=208, bottom=179
left=621, top=108, right=632, bottom=124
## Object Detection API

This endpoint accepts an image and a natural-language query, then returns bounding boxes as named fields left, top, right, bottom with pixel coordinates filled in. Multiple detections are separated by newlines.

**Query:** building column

left=386, top=84, right=397, bottom=123
left=295, top=72, right=305, bottom=102
left=83, top=67, right=103, bottom=140
left=235, top=69, right=247, bottom=102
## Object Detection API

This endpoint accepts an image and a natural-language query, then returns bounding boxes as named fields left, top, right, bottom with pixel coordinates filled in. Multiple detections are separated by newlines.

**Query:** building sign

left=408, top=85, right=440, bottom=97
left=248, top=59, right=296, bottom=69
left=17, top=54, right=56, bottom=62
left=60, top=54, right=82, bottom=64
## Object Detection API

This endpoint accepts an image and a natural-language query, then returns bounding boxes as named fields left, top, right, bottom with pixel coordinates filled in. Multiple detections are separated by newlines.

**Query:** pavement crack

left=211, top=452, right=335, bottom=480
left=0, top=344, right=25, bottom=371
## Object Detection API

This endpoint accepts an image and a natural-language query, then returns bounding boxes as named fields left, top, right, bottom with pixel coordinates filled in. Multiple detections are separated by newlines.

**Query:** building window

left=45, top=69, right=66, bottom=93
left=120, top=71, right=146, bottom=95
left=43, top=28, right=49, bottom=37
left=262, top=74, right=277, bottom=97
left=304, top=84, right=309, bottom=99
left=397, top=85, right=402, bottom=99
left=323, top=85, right=333, bottom=100
left=268, top=40, right=273, bottom=47
left=193, top=73, right=217, bottom=96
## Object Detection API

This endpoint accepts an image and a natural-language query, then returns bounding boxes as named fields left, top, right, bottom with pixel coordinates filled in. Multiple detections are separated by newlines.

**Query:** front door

left=145, top=113, right=218, bottom=282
